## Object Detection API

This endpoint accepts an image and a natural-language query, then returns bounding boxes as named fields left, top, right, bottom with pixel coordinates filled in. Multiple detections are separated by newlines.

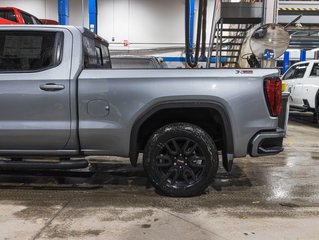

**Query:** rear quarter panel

left=78, top=68, right=279, bottom=157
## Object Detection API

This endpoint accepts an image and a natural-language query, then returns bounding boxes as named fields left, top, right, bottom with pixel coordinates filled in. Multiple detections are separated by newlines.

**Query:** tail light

left=264, top=78, right=282, bottom=117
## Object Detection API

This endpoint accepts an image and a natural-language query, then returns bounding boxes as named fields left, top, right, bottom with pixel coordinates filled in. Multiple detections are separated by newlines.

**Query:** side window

left=283, top=64, right=308, bottom=80
left=294, top=64, right=308, bottom=79
left=31, top=16, right=42, bottom=25
left=283, top=66, right=296, bottom=80
left=0, top=31, right=63, bottom=72
left=83, top=36, right=97, bottom=68
left=310, top=63, right=319, bottom=77
left=0, top=9, right=16, bottom=22
left=95, top=46, right=102, bottom=66
left=21, top=12, right=34, bottom=24
left=83, top=36, right=111, bottom=69
left=101, top=44, right=112, bottom=69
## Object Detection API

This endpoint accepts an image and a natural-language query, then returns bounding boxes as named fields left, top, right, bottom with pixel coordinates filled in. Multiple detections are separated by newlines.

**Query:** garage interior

left=0, top=0, right=319, bottom=239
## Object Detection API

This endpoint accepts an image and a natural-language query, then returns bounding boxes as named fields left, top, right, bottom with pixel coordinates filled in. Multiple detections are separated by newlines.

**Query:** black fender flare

left=129, top=100, right=234, bottom=171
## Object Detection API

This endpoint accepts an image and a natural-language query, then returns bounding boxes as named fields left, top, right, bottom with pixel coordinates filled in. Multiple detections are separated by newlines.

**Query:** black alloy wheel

left=143, top=123, right=218, bottom=197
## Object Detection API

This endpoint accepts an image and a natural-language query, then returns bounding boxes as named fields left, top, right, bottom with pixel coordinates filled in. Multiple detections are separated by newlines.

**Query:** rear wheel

left=143, top=123, right=218, bottom=197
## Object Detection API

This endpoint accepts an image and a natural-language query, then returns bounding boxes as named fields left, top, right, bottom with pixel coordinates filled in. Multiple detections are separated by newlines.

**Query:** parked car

left=0, top=17, right=15, bottom=24
left=0, top=25, right=284, bottom=197
left=282, top=60, right=319, bottom=122
left=39, top=19, right=59, bottom=25
left=111, top=56, right=167, bottom=69
left=0, top=7, right=57, bottom=25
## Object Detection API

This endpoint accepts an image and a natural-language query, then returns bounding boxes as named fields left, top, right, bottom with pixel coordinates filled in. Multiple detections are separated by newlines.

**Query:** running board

left=0, top=159, right=89, bottom=170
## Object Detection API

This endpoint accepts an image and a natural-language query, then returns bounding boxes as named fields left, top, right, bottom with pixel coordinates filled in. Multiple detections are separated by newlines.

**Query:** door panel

left=293, top=63, right=309, bottom=107
left=303, top=62, right=319, bottom=108
left=292, top=77, right=305, bottom=107
left=284, top=63, right=308, bottom=107
left=0, top=29, right=72, bottom=151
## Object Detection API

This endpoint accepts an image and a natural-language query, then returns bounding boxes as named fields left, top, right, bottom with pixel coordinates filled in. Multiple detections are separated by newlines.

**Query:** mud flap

left=222, top=151, right=234, bottom=172
left=130, top=151, right=139, bottom=167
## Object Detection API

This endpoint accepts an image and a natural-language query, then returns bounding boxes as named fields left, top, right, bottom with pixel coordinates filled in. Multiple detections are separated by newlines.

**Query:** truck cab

left=0, top=26, right=111, bottom=155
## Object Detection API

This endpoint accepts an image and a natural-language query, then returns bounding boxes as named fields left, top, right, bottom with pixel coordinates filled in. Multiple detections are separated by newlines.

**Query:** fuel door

left=87, top=100, right=110, bottom=118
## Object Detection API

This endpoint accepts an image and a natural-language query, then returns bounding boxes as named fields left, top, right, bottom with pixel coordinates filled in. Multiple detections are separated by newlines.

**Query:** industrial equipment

left=239, top=24, right=290, bottom=68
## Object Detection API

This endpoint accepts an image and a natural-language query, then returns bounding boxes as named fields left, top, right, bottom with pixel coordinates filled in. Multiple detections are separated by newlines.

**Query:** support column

left=283, top=51, right=290, bottom=74
left=189, top=0, right=195, bottom=55
left=263, top=0, right=278, bottom=24
left=88, top=0, right=97, bottom=33
left=58, top=0, right=69, bottom=25
left=300, top=49, right=306, bottom=62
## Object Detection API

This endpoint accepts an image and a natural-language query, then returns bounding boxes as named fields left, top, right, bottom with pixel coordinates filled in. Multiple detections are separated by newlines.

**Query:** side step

left=0, top=159, right=89, bottom=170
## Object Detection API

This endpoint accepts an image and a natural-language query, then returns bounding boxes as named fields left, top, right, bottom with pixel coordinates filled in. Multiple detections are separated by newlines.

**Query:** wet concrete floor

left=0, top=112, right=319, bottom=240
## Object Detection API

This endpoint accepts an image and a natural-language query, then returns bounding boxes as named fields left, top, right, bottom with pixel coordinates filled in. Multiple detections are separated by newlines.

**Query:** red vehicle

left=0, top=7, right=58, bottom=25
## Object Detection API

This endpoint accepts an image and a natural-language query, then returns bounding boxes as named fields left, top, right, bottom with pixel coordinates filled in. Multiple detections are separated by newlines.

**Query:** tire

left=143, top=123, right=219, bottom=197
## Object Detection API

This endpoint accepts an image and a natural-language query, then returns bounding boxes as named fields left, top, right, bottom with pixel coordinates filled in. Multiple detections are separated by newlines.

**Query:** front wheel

left=143, top=123, right=219, bottom=197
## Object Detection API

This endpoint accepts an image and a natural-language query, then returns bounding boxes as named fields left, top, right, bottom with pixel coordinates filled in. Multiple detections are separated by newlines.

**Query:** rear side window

left=83, top=37, right=98, bottom=68
left=0, top=9, right=16, bottom=22
left=0, top=31, right=63, bottom=72
left=101, top=44, right=112, bottom=68
left=83, top=36, right=111, bottom=69
left=21, top=12, right=34, bottom=24
left=310, top=63, right=319, bottom=77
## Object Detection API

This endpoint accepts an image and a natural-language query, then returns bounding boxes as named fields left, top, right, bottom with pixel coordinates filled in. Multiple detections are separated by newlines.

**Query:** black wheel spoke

left=164, top=139, right=180, bottom=156
left=170, top=169, right=180, bottom=185
left=188, top=156, right=206, bottom=168
left=184, top=142, right=198, bottom=156
left=155, top=155, right=173, bottom=167
left=182, top=167, right=197, bottom=184
left=162, top=166, right=179, bottom=184
left=171, top=139, right=181, bottom=154
left=181, top=140, right=190, bottom=154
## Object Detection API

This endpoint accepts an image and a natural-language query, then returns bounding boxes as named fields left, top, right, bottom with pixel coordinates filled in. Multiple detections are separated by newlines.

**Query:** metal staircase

left=211, top=23, right=253, bottom=68
left=207, top=1, right=263, bottom=68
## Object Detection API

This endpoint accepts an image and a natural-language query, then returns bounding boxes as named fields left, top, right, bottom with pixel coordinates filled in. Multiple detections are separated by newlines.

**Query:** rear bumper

left=249, top=129, right=285, bottom=157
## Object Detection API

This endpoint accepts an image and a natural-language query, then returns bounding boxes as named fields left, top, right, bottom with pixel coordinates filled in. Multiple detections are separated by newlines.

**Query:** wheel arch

left=129, top=100, right=234, bottom=171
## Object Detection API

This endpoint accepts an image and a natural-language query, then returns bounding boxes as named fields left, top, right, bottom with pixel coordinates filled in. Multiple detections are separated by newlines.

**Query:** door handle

left=40, top=83, right=65, bottom=91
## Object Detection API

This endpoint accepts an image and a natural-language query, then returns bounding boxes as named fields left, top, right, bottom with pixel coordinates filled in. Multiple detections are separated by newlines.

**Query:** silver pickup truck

left=0, top=25, right=284, bottom=196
